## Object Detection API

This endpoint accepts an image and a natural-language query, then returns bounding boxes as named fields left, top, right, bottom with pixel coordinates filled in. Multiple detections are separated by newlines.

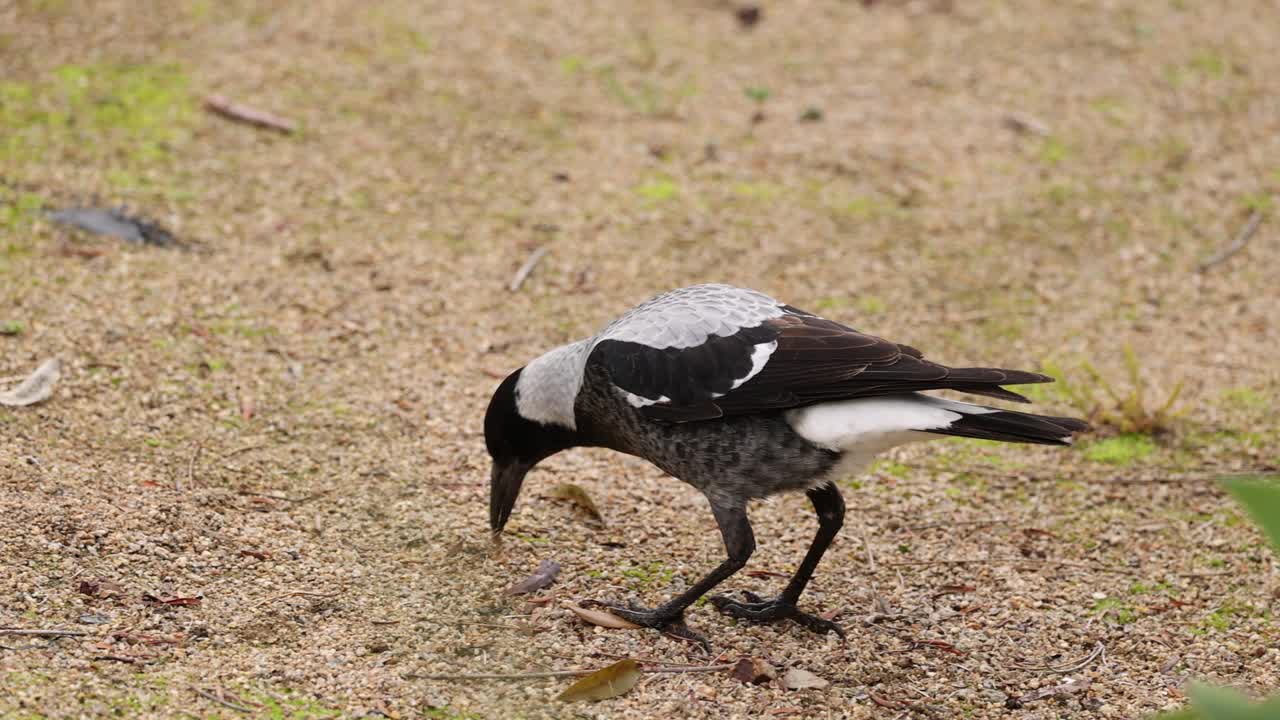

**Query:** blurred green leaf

left=1188, top=683, right=1262, bottom=719
left=1223, top=476, right=1280, bottom=555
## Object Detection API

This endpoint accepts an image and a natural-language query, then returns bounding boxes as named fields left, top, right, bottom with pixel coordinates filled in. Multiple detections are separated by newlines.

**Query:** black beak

left=490, top=460, right=531, bottom=533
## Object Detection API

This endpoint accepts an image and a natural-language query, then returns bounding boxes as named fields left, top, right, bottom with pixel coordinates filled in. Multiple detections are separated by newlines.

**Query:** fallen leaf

left=931, top=584, right=976, bottom=599
left=870, top=693, right=912, bottom=710
left=142, top=593, right=202, bottom=607
left=505, top=559, right=561, bottom=595
left=0, top=358, right=61, bottom=407
left=556, top=659, right=641, bottom=702
left=1002, top=112, right=1051, bottom=137
left=745, top=569, right=790, bottom=579
left=779, top=667, right=829, bottom=690
left=730, top=657, right=777, bottom=685
left=48, top=207, right=175, bottom=246
left=566, top=605, right=640, bottom=629
left=549, top=484, right=604, bottom=524
left=94, top=579, right=125, bottom=599
left=912, top=639, right=966, bottom=656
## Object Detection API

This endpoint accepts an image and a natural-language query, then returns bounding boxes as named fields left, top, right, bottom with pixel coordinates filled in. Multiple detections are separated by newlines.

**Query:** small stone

left=982, top=689, right=1007, bottom=703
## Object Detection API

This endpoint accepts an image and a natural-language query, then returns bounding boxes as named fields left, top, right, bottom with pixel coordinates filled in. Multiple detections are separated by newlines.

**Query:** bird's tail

left=925, top=401, right=1090, bottom=445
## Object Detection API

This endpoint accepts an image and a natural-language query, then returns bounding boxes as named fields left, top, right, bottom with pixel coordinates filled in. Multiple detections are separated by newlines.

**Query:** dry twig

left=905, top=518, right=1008, bottom=531
left=253, top=589, right=341, bottom=608
left=859, top=522, right=878, bottom=572
left=192, top=688, right=256, bottom=713
left=1010, top=642, right=1106, bottom=674
left=1199, top=210, right=1263, bottom=271
left=180, top=443, right=201, bottom=492
left=223, top=444, right=268, bottom=459
left=0, top=628, right=88, bottom=638
left=204, top=95, right=296, bottom=134
left=509, top=246, right=549, bottom=292
left=412, top=662, right=735, bottom=681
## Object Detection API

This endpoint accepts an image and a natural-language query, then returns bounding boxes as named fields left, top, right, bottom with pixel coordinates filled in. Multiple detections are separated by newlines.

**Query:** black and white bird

left=485, top=284, right=1088, bottom=640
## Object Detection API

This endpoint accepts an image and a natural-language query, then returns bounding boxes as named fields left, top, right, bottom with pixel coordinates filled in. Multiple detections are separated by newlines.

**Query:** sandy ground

left=1, top=1, right=1278, bottom=718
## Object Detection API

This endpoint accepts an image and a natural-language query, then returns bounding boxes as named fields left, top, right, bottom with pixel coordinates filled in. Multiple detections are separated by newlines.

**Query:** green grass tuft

left=635, top=177, right=680, bottom=203
left=1, top=63, right=192, bottom=166
left=1084, top=434, right=1156, bottom=464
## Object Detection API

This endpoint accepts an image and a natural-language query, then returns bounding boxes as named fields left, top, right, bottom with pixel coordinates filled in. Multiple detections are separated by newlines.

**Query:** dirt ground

left=2, top=1, right=1278, bottom=718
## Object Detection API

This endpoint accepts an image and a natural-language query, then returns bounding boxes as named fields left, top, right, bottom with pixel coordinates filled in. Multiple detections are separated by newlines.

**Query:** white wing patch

left=623, top=391, right=671, bottom=408
left=731, top=340, right=777, bottom=390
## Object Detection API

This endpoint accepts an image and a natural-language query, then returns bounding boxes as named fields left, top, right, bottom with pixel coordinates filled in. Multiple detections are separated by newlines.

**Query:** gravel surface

left=2, top=1, right=1277, bottom=717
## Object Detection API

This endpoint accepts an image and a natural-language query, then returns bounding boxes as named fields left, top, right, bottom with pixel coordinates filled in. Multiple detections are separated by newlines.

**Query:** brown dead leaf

left=870, top=693, right=912, bottom=710
left=504, top=559, right=561, bottom=595
left=912, top=639, right=966, bottom=656
left=549, top=484, right=604, bottom=524
left=730, top=657, right=777, bottom=685
left=0, top=358, right=61, bottom=407
left=566, top=605, right=641, bottom=629
left=744, top=569, right=791, bottom=579
left=556, top=659, right=641, bottom=702
left=932, top=584, right=976, bottom=599
left=142, top=593, right=202, bottom=607
left=79, top=578, right=124, bottom=599
left=779, top=667, right=829, bottom=690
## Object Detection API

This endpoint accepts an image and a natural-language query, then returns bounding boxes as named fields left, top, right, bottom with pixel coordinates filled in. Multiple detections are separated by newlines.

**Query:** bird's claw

left=582, top=599, right=711, bottom=651
left=709, top=591, right=845, bottom=638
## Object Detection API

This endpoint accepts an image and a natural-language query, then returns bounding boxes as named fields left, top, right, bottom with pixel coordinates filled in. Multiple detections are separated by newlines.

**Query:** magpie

left=485, top=284, right=1089, bottom=640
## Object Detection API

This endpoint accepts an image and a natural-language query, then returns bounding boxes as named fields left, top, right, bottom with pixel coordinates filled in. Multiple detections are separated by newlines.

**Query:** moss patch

left=1084, top=434, right=1158, bottom=464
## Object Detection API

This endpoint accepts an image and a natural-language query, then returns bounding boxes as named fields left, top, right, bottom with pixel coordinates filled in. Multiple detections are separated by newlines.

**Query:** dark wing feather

left=595, top=306, right=1054, bottom=423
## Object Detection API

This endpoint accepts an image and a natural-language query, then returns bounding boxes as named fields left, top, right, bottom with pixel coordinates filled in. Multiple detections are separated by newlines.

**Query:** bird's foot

left=709, top=591, right=845, bottom=638
left=582, top=600, right=710, bottom=651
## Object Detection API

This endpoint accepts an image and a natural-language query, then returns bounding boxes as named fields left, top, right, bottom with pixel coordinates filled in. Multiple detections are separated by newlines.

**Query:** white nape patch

left=514, top=340, right=592, bottom=430
left=731, top=340, right=777, bottom=390
left=624, top=392, right=670, bottom=408
left=785, top=394, right=996, bottom=480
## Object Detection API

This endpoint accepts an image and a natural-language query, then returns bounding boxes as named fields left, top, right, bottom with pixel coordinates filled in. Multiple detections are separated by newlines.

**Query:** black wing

left=590, top=305, right=1052, bottom=423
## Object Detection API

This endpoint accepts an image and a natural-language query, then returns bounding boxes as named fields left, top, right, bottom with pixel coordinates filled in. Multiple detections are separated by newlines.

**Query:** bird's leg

left=710, top=482, right=846, bottom=637
left=592, top=503, right=754, bottom=646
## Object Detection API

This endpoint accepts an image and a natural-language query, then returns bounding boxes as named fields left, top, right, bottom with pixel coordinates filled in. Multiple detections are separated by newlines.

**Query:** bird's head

left=484, top=367, right=580, bottom=534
